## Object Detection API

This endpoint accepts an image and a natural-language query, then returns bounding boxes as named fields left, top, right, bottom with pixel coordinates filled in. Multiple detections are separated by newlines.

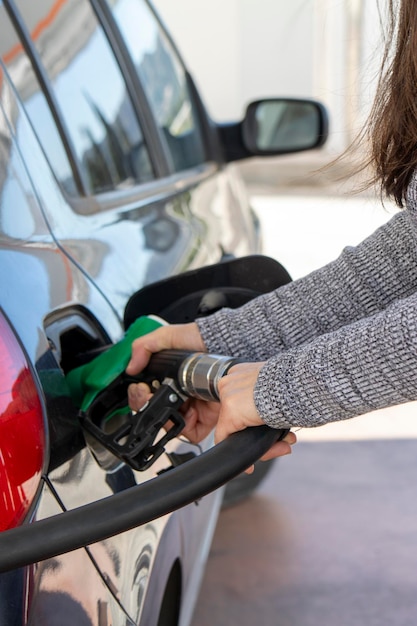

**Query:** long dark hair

left=366, top=0, right=417, bottom=206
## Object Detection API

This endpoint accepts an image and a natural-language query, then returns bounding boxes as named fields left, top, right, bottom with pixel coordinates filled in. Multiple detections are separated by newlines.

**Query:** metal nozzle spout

left=178, top=353, right=238, bottom=401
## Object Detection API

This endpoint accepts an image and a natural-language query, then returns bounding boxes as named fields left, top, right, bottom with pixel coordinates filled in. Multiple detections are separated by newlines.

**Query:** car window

left=0, top=6, right=77, bottom=196
left=106, top=0, right=207, bottom=172
left=12, top=0, right=154, bottom=196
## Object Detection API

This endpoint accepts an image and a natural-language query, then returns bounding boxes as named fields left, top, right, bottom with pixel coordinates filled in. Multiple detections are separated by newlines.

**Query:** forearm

left=197, top=211, right=417, bottom=360
left=254, top=291, right=417, bottom=428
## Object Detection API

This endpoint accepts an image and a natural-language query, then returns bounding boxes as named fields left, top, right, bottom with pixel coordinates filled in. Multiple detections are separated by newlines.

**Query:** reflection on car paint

left=12, top=0, right=154, bottom=194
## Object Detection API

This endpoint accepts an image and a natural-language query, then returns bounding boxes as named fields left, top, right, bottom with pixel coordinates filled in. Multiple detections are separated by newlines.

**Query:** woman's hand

left=215, top=362, right=296, bottom=470
left=128, top=382, right=220, bottom=443
left=127, top=320, right=220, bottom=442
left=126, top=322, right=205, bottom=375
left=126, top=324, right=296, bottom=466
left=214, top=362, right=265, bottom=443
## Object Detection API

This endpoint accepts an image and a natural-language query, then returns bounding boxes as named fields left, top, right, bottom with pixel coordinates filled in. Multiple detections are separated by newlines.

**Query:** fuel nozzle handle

left=145, top=350, right=243, bottom=402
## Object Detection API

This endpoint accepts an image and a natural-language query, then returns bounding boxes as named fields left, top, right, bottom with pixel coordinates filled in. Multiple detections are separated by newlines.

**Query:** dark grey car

left=0, top=1, right=327, bottom=624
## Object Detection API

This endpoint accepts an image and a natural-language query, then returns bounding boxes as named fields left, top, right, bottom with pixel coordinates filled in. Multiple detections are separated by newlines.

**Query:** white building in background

left=152, top=0, right=386, bottom=155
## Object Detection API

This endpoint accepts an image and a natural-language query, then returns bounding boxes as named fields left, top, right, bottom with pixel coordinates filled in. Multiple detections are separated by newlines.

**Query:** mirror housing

left=218, top=97, right=329, bottom=162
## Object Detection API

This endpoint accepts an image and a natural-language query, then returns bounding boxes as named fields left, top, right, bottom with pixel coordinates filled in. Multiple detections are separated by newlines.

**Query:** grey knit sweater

left=196, top=174, right=417, bottom=429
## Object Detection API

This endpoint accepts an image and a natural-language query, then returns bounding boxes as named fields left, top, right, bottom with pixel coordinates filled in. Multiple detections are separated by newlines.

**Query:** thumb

left=126, top=326, right=176, bottom=374
left=126, top=330, right=169, bottom=374
left=126, top=338, right=154, bottom=374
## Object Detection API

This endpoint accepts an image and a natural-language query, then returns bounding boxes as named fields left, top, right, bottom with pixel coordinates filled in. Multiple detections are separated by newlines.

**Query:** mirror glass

left=251, top=100, right=321, bottom=152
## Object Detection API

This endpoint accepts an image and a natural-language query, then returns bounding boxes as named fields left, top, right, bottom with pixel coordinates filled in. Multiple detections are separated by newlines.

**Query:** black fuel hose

left=0, top=425, right=288, bottom=573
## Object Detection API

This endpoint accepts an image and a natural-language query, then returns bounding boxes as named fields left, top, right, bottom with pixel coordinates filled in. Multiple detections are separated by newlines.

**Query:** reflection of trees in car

left=28, top=591, right=94, bottom=626
left=139, top=39, right=194, bottom=169
left=27, top=546, right=119, bottom=626
left=81, top=91, right=151, bottom=192
left=137, top=33, right=205, bottom=170
left=138, top=36, right=184, bottom=133
left=82, top=126, right=113, bottom=193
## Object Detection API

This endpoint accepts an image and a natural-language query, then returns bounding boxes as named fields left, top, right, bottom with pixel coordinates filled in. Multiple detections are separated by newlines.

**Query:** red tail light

left=0, top=312, right=46, bottom=531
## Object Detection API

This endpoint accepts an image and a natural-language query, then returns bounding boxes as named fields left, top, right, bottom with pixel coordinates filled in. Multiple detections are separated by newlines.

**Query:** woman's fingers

left=259, top=432, right=297, bottom=461
left=126, top=323, right=205, bottom=375
left=127, top=382, right=152, bottom=411
left=244, top=431, right=296, bottom=474
left=180, top=399, right=220, bottom=443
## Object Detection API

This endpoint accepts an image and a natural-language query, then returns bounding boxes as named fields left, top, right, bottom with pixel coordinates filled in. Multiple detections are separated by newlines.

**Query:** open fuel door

left=124, top=254, right=291, bottom=327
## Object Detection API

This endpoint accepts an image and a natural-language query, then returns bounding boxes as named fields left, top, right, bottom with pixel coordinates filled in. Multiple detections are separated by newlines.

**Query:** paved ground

left=191, top=434, right=417, bottom=626
left=190, top=154, right=417, bottom=625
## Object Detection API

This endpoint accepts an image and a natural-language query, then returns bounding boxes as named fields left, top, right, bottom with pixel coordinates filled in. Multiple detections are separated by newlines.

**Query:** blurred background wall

left=151, top=0, right=396, bottom=281
left=152, top=0, right=387, bottom=157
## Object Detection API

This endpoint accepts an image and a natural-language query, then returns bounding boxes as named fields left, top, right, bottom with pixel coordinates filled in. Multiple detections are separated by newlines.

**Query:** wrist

left=172, top=322, right=206, bottom=352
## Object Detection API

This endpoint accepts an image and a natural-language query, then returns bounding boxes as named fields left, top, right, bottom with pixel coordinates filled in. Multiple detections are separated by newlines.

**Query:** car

left=0, top=1, right=328, bottom=625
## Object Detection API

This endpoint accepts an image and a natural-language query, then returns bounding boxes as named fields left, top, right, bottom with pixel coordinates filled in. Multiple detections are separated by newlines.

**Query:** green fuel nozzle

left=65, top=316, right=242, bottom=472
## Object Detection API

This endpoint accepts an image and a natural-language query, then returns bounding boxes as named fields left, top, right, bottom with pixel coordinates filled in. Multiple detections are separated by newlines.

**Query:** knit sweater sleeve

left=254, top=292, right=417, bottom=428
left=195, top=208, right=417, bottom=428
left=196, top=210, right=417, bottom=360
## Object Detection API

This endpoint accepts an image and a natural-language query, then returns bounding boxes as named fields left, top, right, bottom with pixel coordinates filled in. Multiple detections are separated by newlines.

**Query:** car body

left=0, top=1, right=328, bottom=625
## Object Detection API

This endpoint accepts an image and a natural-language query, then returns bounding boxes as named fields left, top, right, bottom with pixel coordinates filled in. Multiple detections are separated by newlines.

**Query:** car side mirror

left=242, top=98, right=328, bottom=155
left=217, top=97, right=328, bottom=162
